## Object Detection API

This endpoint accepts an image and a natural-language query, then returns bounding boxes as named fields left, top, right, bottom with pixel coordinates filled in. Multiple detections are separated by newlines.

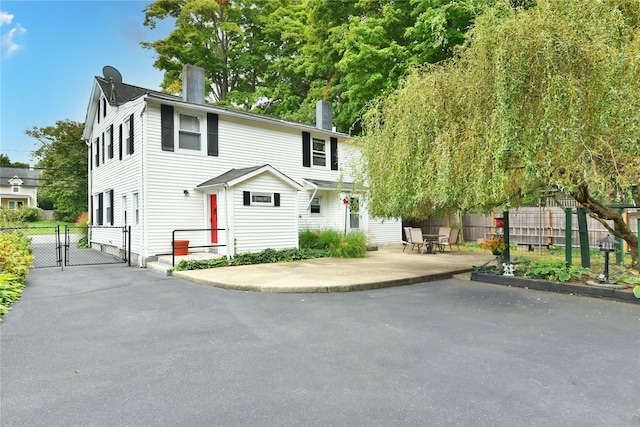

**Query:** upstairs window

left=106, top=126, right=113, bottom=160
left=178, top=114, right=201, bottom=151
left=312, top=138, right=326, bottom=167
left=12, top=184, right=20, bottom=193
left=124, top=117, right=132, bottom=155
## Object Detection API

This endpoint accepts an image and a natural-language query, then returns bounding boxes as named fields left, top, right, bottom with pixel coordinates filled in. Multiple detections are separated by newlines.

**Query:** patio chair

left=406, top=227, right=426, bottom=253
left=442, top=228, right=461, bottom=252
left=436, top=227, right=451, bottom=252
left=403, top=227, right=412, bottom=252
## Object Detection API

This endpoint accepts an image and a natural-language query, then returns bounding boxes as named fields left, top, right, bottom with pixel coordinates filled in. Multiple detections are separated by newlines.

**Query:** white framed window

left=178, top=113, right=201, bottom=151
left=124, top=117, right=132, bottom=155
left=310, top=196, right=322, bottom=215
left=349, top=196, right=360, bottom=229
left=122, top=195, right=127, bottom=225
left=105, top=190, right=112, bottom=225
left=12, top=184, right=19, bottom=193
left=8, top=201, right=16, bottom=209
left=101, top=133, right=105, bottom=163
left=251, top=193, right=273, bottom=205
left=106, top=126, right=113, bottom=160
left=312, top=138, right=326, bottom=167
left=133, top=192, right=139, bottom=225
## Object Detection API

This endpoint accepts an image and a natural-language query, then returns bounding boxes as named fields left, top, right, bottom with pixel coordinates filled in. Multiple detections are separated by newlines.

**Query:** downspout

left=140, top=104, right=147, bottom=266
left=224, top=185, right=231, bottom=259
left=84, top=139, right=92, bottom=224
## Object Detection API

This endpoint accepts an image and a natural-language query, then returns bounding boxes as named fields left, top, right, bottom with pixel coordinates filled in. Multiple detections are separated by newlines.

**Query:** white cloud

left=1, top=23, right=26, bottom=58
left=0, top=11, right=13, bottom=26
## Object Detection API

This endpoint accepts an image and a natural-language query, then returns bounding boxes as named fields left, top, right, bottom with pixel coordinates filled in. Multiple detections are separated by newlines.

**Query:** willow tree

left=360, top=0, right=640, bottom=266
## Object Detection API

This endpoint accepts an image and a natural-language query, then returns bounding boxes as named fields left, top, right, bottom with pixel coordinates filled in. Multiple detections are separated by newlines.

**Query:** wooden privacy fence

left=411, top=207, right=639, bottom=252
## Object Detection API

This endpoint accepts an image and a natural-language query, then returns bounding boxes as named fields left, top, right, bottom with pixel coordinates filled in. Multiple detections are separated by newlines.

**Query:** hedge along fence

left=0, top=231, right=34, bottom=320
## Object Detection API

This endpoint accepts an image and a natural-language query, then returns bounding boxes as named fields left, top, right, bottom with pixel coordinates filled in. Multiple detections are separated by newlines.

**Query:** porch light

left=597, top=235, right=617, bottom=283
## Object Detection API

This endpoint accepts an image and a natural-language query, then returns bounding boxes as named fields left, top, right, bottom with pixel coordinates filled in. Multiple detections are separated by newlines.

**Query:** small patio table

left=422, top=234, right=445, bottom=254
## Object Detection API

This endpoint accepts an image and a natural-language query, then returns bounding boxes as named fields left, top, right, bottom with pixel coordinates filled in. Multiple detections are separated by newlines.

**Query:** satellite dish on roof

left=102, top=66, right=122, bottom=84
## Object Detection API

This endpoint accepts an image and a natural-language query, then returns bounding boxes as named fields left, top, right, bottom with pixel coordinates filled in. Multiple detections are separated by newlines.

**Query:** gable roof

left=0, top=166, right=41, bottom=187
left=83, top=69, right=352, bottom=142
left=196, top=165, right=302, bottom=191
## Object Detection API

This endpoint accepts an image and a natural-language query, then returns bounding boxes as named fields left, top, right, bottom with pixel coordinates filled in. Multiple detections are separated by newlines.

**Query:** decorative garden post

left=502, top=210, right=510, bottom=264
left=565, top=208, right=573, bottom=267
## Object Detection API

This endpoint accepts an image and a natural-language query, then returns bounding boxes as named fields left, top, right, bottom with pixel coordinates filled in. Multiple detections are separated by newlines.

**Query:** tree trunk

left=573, top=183, right=638, bottom=268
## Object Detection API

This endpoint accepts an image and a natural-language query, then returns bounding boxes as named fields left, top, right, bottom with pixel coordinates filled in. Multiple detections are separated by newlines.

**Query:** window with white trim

left=105, top=190, right=113, bottom=225
left=106, top=126, right=113, bottom=160
left=12, top=184, right=19, bottom=193
left=312, top=138, right=326, bottom=167
left=124, top=117, right=132, bottom=155
left=133, top=192, right=139, bottom=225
left=310, top=196, right=322, bottom=215
left=178, top=113, right=201, bottom=151
left=122, top=195, right=127, bottom=225
left=251, top=193, right=273, bottom=205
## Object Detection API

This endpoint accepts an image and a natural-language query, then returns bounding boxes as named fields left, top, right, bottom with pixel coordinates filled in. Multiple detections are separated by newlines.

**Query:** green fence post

left=503, top=210, right=510, bottom=264
left=577, top=207, right=590, bottom=268
left=614, top=208, right=623, bottom=265
left=565, top=208, right=572, bottom=267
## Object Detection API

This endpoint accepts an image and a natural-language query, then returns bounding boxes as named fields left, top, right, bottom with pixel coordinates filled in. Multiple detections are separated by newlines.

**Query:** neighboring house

left=0, top=166, right=39, bottom=209
left=83, top=65, right=401, bottom=266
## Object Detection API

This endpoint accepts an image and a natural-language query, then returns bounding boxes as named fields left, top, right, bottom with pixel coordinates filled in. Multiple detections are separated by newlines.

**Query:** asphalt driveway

left=1, top=265, right=639, bottom=426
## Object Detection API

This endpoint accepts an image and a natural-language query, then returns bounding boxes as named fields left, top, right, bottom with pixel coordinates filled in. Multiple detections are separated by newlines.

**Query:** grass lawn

left=1, top=221, right=76, bottom=235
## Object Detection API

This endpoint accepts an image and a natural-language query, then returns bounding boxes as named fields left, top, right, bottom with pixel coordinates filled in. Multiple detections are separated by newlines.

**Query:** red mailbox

left=495, top=217, right=505, bottom=228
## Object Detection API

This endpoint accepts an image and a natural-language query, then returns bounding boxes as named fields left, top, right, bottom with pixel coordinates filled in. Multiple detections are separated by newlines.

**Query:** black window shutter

left=207, top=113, right=219, bottom=156
left=129, top=114, right=134, bottom=154
left=95, top=138, right=100, bottom=167
left=97, top=100, right=101, bottom=124
left=302, top=131, right=311, bottom=167
left=119, top=123, right=123, bottom=160
left=330, top=137, right=338, bottom=170
left=161, top=104, right=174, bottom=151
left=108, top=124, right=114, bottom=159
left=103, top=98, right=107, bottom=118
left=243, top=191, right=251, bottom=206
left=109, top=190, right=114, bottom=225
left=274, top=193, right=280, bottom=207
left=97, top=193, right=104, bottom=225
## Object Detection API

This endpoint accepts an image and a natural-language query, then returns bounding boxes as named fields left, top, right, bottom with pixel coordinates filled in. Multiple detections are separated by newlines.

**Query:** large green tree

left=0, top=154, right=29, bottom=168
left=142, top=0, right=490, bottom=133
left=27, top=120, right=87, bottom=222
left=360, top=0, right=640, bottom=266
left=303, top=0, right=490, bottom=134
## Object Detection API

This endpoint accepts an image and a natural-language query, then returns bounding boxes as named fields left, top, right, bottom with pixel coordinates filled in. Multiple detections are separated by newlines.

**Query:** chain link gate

left=0, top=226, right=63, bottom=268
left=64, top=225, right=131, bottom=267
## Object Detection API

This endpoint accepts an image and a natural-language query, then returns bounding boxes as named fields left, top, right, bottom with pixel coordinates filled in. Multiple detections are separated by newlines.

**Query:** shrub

left=76, top=212, right=88, bottom=227
left=0, top=207, right=41, bottom=224
left=299, top=229, right=368, bottom=258
left=0, top=232, right=34, bottom=281
left=0, top=272, right=25, bottom=318
left=516, top=258, right=591, bottom=282
left=172, top=247, right=329, bottom=272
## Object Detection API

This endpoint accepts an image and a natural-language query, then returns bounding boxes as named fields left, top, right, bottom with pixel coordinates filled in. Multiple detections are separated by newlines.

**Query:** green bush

left=516, top=258, right=591, bottom=282
left=299, top=229, right=368, bottom=258
left=0, top=232, right=34, bottom=281
left=172, top=247, right=329, bottom=272
left=0, top=272, right=25, bottom=318
left=0, top=207, right=41, bottom=224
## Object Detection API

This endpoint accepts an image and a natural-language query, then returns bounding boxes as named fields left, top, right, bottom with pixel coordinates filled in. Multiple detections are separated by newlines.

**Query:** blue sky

left=1, top=1, right=173, bottom=165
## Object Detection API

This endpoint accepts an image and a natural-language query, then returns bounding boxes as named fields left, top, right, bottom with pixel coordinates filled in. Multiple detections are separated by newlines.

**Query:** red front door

left=210, top=195, right=218, bottom=243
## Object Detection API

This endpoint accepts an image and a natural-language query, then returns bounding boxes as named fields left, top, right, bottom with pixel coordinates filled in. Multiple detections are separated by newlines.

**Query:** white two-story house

left=83, top=65, right=400, bottom=266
